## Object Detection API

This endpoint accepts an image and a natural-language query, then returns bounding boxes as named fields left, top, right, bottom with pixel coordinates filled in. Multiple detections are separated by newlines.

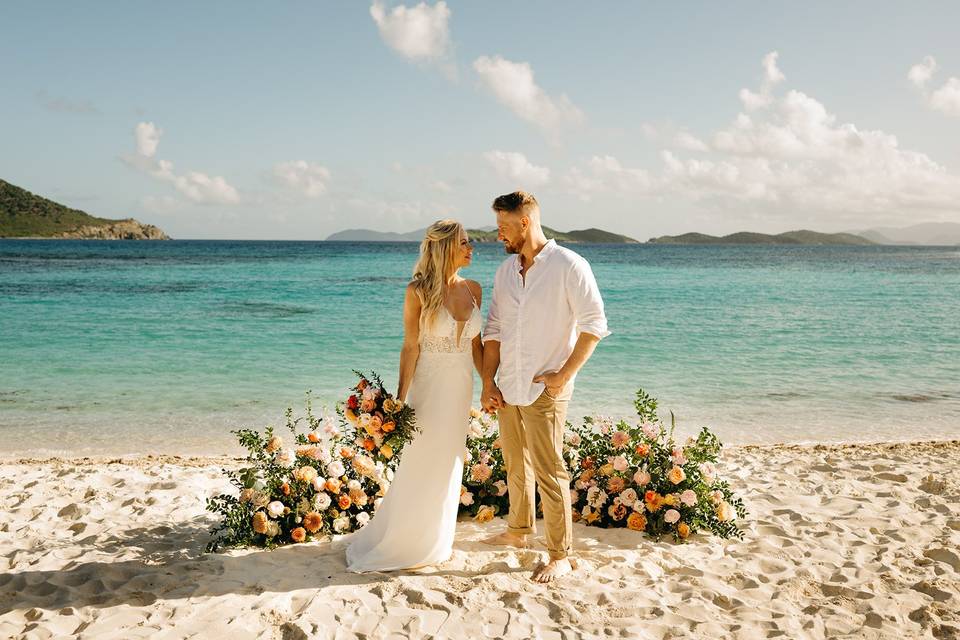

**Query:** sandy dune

left=2, top=441, right=959, bottom=639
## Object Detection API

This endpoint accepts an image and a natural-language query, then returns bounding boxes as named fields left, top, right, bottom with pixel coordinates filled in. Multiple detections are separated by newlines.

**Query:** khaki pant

left=498, top=385, right=573, bottom=560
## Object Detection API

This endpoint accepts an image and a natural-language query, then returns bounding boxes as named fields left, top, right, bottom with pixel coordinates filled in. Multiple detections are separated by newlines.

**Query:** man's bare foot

left=531, top=557, right=575, bottom=583
left=480, top=531, right=532, bottom=548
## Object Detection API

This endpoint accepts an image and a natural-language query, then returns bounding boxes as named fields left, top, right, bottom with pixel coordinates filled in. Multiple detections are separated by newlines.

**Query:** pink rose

left=664, top=509, right=681, bottom=524
left=611, top=456, right=629, bottom=472
left=610, top=430, right=630, bottom=449
left=641, top=422, right=659, bottom=439
left=671, top=447, right=687, bottom=465
left=494, top=480, right=508, bottom=496
left=680, top=489, right=697, bottom=507
left=633, top=468, right=651, bottom=486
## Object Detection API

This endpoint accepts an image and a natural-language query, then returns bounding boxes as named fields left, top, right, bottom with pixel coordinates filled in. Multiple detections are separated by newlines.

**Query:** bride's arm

left=468, top=280, right=484, bottom=376
left=396, top=284, right=422, bottom=402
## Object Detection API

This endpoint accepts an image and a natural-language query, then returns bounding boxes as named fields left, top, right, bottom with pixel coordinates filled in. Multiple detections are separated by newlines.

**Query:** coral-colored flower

left=340, top=447, right=355, bottom=459
left=382, top=420, right=396, bottom=433
left=362, top=438, right=375, bottom=451
left=580, top=457, right=595, bottom=470
left=252, top=511, right=269, bottom=534
left=677, top=522, right=690, bottom=539
left=291, top=527, right=306, bottom=543
left=307, top=431, right=321, bottom=443
left=611, top=430, right=630, bottom=449
left=326, top=478, right=342, bottom=493
left=644, top=491, right=663, bottom=512
left=635, top=443, right=650, bottom=457
left=627, top=512, right=647, bottom=531
left=360, top=398, right=375, bottom=413
left=338, top=494, right=352, bottom=510
left=357, top=379, right=368, bottom=391
left=302, top=512, right=323, bottom=533
left=281, top=482, right=291, bottom=496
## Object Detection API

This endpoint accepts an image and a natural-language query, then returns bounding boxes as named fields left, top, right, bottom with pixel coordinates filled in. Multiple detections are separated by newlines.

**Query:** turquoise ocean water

left=2, top=239, right=959, bottom=457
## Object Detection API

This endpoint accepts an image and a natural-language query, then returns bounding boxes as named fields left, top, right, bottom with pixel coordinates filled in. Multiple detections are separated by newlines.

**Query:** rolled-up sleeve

left=567, top=257, right=610, bottom=339
left=483, top=268, right=503, bottom=343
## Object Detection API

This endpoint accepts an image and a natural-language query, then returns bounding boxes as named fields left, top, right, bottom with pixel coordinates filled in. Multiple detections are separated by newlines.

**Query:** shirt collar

left=514, top=239, right=557, bottom=272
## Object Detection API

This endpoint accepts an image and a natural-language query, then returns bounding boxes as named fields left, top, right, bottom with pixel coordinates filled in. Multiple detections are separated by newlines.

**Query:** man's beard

left=503, top=240, right=520, bottom=254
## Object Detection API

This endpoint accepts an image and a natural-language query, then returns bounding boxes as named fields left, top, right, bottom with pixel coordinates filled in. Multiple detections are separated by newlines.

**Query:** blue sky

left=2, top=2, right=959, bottom=239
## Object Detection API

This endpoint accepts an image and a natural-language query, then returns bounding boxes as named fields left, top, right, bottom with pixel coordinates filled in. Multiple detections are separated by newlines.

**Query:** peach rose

left=360, top=398, right=375, bottom=413
left=611, top=456, right=629, bottom=472
left=252, top=511, right=269, bottom=534
left=338, top=494, right=352, bottom=510
left=380, top=444, right=394, bottom=459
left=626, top=512, right=647, bottom=531
left=307, top=431, right=321, bottom=443
left=608, top=503, right=628, bottom=521
left=349, top=487, right=368, bottom=507
left=677, top=522, right=690, bottom=539
left=325, top=478, right=342, bottom=493
left=302, top=512, right=323, bottom=533
left=633, top=468, right=651, bottom=486
left=340, top=447, right=355, bottom=459
left=470, top=464, right=493, bottom=483
left=265, top=435, right=283, bottom=453
left=294, top=466, right=318, bottom=484
left=611, top=430, right=630, bottom=449
left=680, top=489, right=698, bottom=507
left=291, top=527, right=306, bottom=543
left=382, top=420, right=396, bottom=433
left=664, top=509, right=680, bottom=524
left=667, top=466, right=686, bottom=485
left=716, top=501, right=734, bottom=522
left=475, top=505, right=496, bottom=523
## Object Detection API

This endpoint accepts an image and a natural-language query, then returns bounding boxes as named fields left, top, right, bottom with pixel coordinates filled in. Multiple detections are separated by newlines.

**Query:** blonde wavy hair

left=411, top=219, right=465, bottom=329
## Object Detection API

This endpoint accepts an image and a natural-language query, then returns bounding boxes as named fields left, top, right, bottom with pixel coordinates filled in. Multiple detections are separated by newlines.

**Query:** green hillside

left=465, top=225, right=637, bottom=243
left=648, top=229, right=875, bottom=245
left=0, top=179, right=116, bottom=237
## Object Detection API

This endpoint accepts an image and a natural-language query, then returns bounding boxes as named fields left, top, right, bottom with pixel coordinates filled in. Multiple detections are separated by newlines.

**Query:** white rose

left=313, top=493, right=331, bottom=510
left=267, top=501, right=285, bottom=518
left=347, top=479, right=361, bottom=491
left=327, top=460, right=345, bottom=478
left=311, top=476, right=327, bottom=492
left=356, top=512, right=371, bottom=527
left=620, top=488, right=638, bottom=508
left=318, top=449, right=332, bottom=465
left=333, top=516, right=350, bottom=533
left=374, top=497, right=383, bottom=510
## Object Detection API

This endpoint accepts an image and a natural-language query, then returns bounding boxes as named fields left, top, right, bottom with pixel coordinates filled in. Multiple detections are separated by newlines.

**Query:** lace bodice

left=420, top=306, right=481, bottom=354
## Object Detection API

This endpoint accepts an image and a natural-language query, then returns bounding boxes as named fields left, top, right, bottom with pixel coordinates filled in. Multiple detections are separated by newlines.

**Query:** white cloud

left=473, top=55, right=583, bottom=135
left=674, top=131, right=709, bottom=152
left=123, top=122, right=240, bottom=205
left=483, top=150, right=550, bottom=187
left=370, top=1, right=451, bottom=62
left=738, top=50, right=785, bottom=111
left=272, top=160, right=331, bottom=198
left=909, top=56, right=960, bottom=117
left=565, top=52, right=960, bottom=220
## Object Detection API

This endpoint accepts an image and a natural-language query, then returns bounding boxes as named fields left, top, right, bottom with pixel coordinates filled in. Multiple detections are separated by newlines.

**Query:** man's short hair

left=492, top=191, right=539, bottom=216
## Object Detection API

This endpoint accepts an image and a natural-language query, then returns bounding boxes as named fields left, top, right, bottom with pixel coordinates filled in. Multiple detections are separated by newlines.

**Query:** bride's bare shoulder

left=464, top=279, right=483, bottom=301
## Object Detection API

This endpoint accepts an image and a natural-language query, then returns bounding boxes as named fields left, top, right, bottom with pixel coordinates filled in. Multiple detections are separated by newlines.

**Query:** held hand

left=533, top=370, right=568, bottom=398
left=481, top=384, right=504, bottom=414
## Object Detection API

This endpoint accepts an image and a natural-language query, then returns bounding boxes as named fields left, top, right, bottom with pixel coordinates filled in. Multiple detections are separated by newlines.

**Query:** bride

left=345, top=219, right=482, bottom=572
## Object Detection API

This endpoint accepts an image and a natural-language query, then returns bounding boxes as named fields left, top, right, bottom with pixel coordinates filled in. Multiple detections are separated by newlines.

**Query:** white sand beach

left=2, top=441, right=959, bottom=640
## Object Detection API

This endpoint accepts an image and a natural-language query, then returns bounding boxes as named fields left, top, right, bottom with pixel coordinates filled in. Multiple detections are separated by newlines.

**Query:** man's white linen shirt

left=483, top=240, right=610, bottom=407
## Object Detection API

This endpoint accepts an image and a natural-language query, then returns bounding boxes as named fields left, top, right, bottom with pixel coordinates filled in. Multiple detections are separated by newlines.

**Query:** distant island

left=326, top=226, right=639, bottom=243
left=647, top=230, right=875, bottom=245
left=0, top=179, right=169, bottom=240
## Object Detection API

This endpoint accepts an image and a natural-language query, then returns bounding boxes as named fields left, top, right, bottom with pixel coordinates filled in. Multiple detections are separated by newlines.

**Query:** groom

left=480, top=191, right=609, bottom=583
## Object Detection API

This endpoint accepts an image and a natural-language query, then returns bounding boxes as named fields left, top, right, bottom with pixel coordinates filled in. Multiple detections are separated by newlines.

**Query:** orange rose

left=382, top=420, right=395, bottom=433
left=627, top=512, right=647, bottom=531
left=307, top=432, right=320, bottom=443
left=677, top=522, right=690, bottom=539
left=357, top=379, right=368, bottom=391
left=281, top=482, right=291, bottom=496
left=362, top=438, right=375, bottom=451
left=291, top=527, right=306, bottom=543
left=581, top=457, right=595, bottom=470
left=644, top=491, right=663, bottom=512
left=340, top=447, right=355, bottom=459
left=338, top=494, right=352, bottom=510
left=579, top=469, right=595, bottom=484
left=326, top=478, right=342, bottom=493
left=635, top=443, right=650, bottom=456
left=302, top=512, right=323, bottom=533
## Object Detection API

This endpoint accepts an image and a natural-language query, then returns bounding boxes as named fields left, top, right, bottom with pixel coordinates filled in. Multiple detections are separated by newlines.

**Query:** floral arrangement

left=459, top=408, right=510, bottom=523
left=205, top=372, right=416, bottom=552
left=564, top=390, right=746, bottom=541
left=207, top=382, right=744, bottom=552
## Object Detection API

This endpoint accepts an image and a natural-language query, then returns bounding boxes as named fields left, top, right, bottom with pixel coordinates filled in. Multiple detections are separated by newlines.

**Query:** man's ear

left=520, top=216, right=529, bottom=231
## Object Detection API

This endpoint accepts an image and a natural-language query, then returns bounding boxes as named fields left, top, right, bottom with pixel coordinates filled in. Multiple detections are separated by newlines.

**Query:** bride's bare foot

left=480, top=531, right=532, bottom=548
left=531, top=557, right=575, bottom=583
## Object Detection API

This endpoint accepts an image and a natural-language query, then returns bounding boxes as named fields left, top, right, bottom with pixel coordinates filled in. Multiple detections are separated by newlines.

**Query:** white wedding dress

left=345, top=301, right=480, bottom=572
